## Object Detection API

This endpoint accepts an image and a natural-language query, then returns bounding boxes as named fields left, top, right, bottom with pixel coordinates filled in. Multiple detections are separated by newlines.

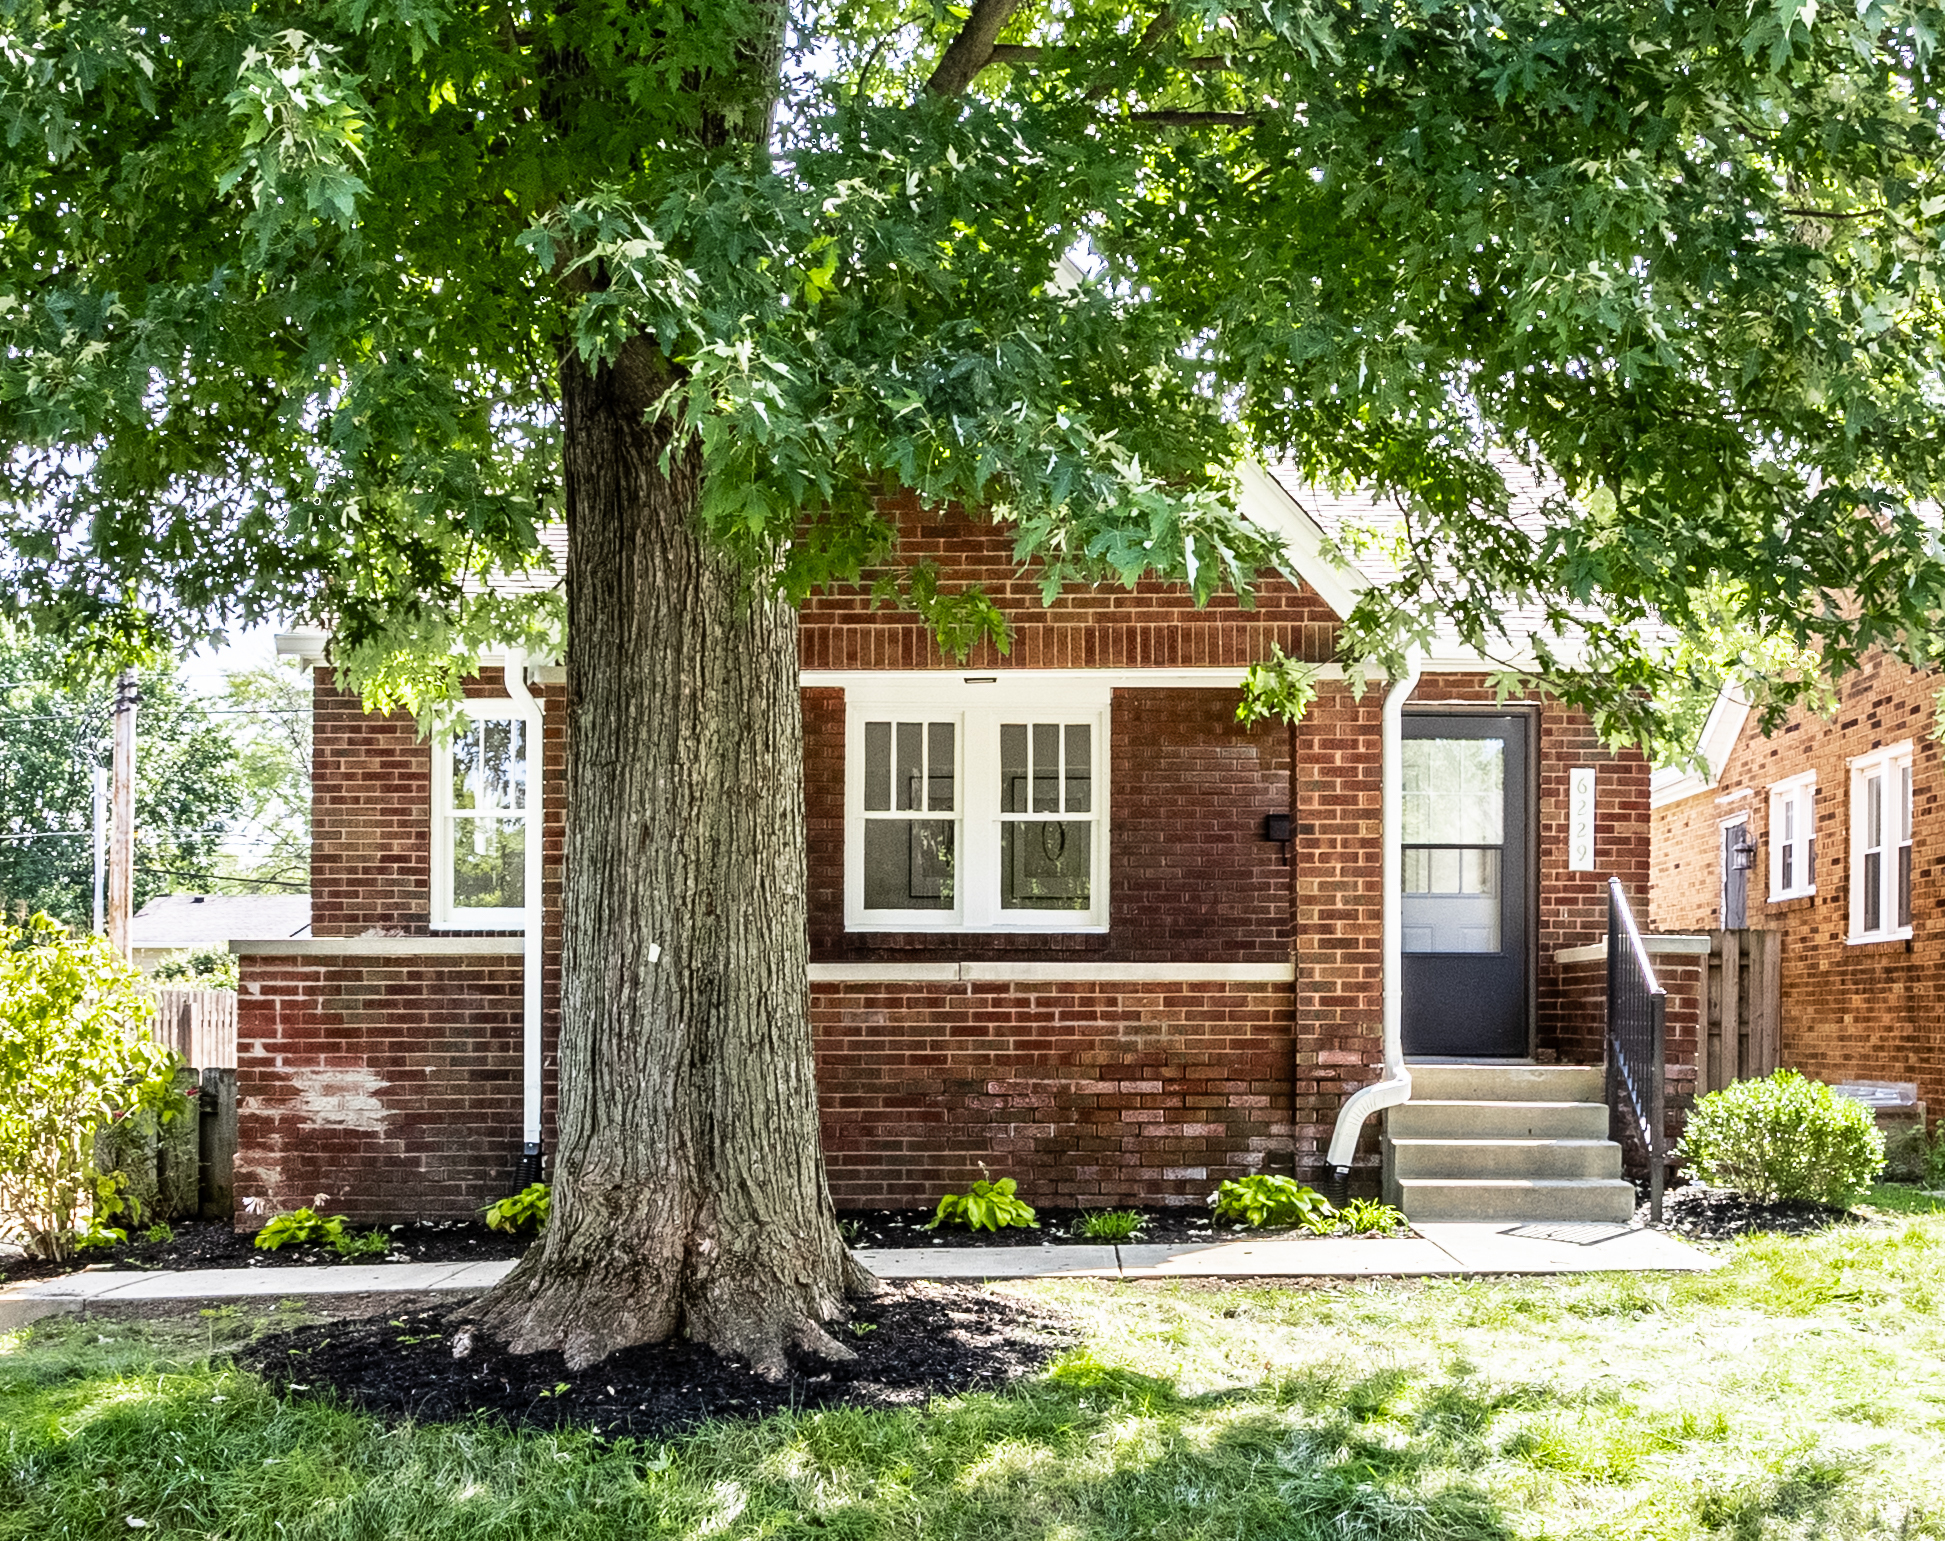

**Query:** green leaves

left=1210, top=1176, right=1335, bottom=1230
left=924, top=1174, right=1039, bottom=1232
left=1681, top=1071, right=1887, bottom=1211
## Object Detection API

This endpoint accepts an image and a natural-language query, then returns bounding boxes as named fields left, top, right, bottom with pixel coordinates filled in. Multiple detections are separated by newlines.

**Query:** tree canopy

left=0, top=0, right=1941, bottom=738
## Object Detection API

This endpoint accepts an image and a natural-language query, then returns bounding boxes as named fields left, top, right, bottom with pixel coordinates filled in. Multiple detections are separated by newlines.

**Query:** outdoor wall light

left=1262, top=813, right=1293, bottom=843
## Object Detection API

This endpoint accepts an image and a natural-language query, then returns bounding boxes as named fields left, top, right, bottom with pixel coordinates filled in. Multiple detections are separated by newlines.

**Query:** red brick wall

left=813, top=979, right=1292, bottom=1207
left=798, top=493, right=1341, bottom=670
left=1653, top=652, right=1945, bottom=1113
left=235, top=951, right=527, bottom=1220
left=806, top=687, right=1294, bottom=963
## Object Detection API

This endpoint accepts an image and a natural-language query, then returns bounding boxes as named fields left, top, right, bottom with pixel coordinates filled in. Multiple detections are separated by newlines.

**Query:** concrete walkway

left=0, top=1222, right=1711, bottom=1328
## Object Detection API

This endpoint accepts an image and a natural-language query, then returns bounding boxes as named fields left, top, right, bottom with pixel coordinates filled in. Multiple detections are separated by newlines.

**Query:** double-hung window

left=845, top=680, right=1110, bottom=931
left=1768, top=772, right=1816, bottom=901
left=432, top=704, right=539, bottom=928
left=1849, top=743, right=1912, bottom=943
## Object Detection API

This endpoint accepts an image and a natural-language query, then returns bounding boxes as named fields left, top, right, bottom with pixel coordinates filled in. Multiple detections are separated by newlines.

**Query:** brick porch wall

left=235, top=951, right=526, bottom=1220
left=813, top=979, right=1292, bottom=1208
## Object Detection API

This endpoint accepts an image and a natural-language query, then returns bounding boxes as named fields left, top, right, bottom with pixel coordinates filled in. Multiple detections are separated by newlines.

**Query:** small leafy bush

left=254, top=1207, right=345, bottom=1251
left=1336, top=1197, right=1409, bottom=1236
left=1680, top=1070, right=1886, bottom=1210
left=0, top=914, right=176, bottom=1259
left=331, top=1228, right=389, bottom=1259
left=483, top=1182, right=551, bottom=1233
left=150, top=946, right=239, bottom=990
left=924, top=1172, right=1037, bottom=1232
left=1211, top=1175, right=1335, bottom=1230
left=144, top=1222, right=175, bottom=1245
left=1075, top=1209, right=1145, bottom=1242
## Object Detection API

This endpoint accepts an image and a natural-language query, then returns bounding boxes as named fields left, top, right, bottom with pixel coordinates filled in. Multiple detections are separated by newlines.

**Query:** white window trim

left=431, top=698, right=543, bottom=931
left=1848, top=741, right=1913, bottom=945
left=1767, top=770, right=1817, bottom=901
left=843, top=677, right=1112, bottom=933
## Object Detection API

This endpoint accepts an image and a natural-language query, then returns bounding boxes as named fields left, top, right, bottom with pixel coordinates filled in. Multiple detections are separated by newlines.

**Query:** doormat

left=1501, top=1222, right=1636, bottom=1246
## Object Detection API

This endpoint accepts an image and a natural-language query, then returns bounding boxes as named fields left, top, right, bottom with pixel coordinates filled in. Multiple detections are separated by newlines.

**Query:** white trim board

left=810, top=961, right=1295, bottom=984
left=231, top=936, right=524, bottom=956
left=1553, top=935, right=1712, bottom=965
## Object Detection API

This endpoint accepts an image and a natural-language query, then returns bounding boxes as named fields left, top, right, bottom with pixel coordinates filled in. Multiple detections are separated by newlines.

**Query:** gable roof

left=131, top=892, right=312, bottom=951
left=1649, top=685, right=1754, bottom=808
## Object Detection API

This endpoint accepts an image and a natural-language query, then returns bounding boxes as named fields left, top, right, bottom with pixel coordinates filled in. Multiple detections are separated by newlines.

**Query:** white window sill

left=1846, top=927, right=1913, bottom=946
left=430, top=917, right=529, bottom=932
left=1767, top=886, right=1816, bottom=902
left=845, top=921, right=1110, bottom=935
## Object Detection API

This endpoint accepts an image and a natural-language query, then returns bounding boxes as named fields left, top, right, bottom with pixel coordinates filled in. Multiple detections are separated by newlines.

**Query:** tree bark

left=478, top=335, right=871, bottom=1375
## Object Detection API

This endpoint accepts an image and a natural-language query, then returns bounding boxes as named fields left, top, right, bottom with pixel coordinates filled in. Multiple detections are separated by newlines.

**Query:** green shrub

left=1210, top=1175, right=1335, bottom=1230
left=483, top=1182, right=551, bottom=1232
left=924, top=1173, right=1037, bottom=1232
left=150, top=946, right=239, bottom=990
left=1075, top=1209, right=1145, bottom=1242
left=0, top=914, right=176, bottom=1259
left=1336, top=1197, right=1409, bottom=1236
left=1680, top=1070, right=1886, bottom=1209
left=144, top=1222, right=175, bottom=1245
left=254, top=1207, right=345, bottom=1251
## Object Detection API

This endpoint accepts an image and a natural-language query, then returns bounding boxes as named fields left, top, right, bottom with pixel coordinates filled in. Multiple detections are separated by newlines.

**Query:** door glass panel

left=1402, top=737, right=1505, bottom=953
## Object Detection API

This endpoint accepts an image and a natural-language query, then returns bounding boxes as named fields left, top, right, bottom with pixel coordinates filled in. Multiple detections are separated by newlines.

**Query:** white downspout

left=502, top=649, right=546, bottom=1179
left=1325, top=650, right=1424, bottom=1174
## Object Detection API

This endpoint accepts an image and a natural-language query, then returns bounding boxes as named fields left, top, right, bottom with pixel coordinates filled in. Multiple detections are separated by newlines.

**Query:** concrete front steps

left=1383, top=1062, right=1637, bottom=1223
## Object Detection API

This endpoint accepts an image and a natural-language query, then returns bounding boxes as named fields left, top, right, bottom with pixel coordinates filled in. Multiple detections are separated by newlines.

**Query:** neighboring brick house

left=234, top=466, right=1660, bottom=1222
left=1652, top=652, right=1945, bottom=1114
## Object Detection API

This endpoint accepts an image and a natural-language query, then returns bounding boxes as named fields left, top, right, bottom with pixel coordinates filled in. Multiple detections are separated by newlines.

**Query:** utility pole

left=107, top=667, right=136, bottom=959
left=91, top=764, right=107, bottom=934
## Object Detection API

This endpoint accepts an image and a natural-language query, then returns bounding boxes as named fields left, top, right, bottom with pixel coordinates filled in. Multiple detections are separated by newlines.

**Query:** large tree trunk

left=478, top=336, right=871, bottom=1375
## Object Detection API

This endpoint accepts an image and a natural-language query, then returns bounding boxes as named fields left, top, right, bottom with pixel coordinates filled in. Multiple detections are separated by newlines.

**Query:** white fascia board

left=276, top=630, right=331, bottom=668
left=1233, top=461, right=1367, bottom=620
left=1649, top=684, right=1752, bottom=809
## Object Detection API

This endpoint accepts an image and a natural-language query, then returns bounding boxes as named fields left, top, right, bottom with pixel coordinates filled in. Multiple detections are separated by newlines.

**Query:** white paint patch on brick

left=289, top=1067, right=394, bottom=1131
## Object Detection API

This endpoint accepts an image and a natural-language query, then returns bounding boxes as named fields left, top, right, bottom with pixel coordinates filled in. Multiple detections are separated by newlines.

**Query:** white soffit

left=1649, top=684, right=1752, bottom=809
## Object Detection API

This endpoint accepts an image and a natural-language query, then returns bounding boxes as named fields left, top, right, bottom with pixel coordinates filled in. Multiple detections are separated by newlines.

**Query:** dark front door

left=1401, top=714, right=1531, bottom=1058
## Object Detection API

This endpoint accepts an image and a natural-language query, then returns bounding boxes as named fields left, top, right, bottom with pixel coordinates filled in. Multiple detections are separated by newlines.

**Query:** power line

left=134, top=865, right=308, bottom=891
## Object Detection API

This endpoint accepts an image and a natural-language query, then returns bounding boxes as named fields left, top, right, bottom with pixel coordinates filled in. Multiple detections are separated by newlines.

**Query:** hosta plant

left=924, top=1173, right=1037, bottom=1232
left=1336, top=1198, right=1409, bottom=1237
left=0, top=914, right=175, bottom=1259
left=1211, top=1176, right=1336, bottom=1231
left=483, top=1183, right=552, bottom=1233
left=1680, top=1070, right=1885, bottom=1210
left=254, top=1208, right=347, bottom=1251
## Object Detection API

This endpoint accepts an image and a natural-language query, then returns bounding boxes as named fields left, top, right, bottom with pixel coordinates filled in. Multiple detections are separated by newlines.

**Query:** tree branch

left=1129, top=110, right=1253, bottom=126
left=989, top=43, right=1235, bottom=71
left=1776, top=205, right=1885, bottom=220
left=925, top=0, right=1025, bottom=97
left=1082, top=8, right=1174, bottom=101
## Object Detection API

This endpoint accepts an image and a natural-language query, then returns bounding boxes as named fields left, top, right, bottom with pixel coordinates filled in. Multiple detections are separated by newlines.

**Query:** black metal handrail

left=1605, top=876, right=1666, bottom=1222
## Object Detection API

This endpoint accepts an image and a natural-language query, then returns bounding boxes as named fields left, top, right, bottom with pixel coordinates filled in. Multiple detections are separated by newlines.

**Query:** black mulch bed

left=1638, top=1183, right=1858, bottom=1240
left=241, top=1281, right=1074, bottom=1438
left=0, top=1218, right=528, bottom=1284
left=842, top=1206, right=1257, bottom=1249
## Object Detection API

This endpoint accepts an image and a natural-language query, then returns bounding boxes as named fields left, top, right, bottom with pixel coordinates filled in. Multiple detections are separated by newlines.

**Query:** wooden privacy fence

left=1696, top=929, right=1781, bottom=1095
left=148, top=987, right=237, bottom=1070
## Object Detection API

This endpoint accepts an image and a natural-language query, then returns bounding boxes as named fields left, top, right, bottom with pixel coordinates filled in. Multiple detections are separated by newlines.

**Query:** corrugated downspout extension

left=1325, top=650, right=1424, bottom=1178
left=502, top=649, right=546, bottom=1186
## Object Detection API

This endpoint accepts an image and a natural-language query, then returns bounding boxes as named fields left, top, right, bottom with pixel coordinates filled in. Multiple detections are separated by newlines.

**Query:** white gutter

left=501, top=648, right=546, bottom=1167
left=1325, top=650, right=1424, bottom=1172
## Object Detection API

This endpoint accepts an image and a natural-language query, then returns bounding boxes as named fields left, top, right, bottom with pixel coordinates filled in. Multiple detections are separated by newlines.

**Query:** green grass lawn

left=8, top=1190, right=1945, bottom=1540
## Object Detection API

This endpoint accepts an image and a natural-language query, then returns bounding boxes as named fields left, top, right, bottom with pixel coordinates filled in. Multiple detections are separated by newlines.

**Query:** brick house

left=234, top=465, right=1661, bottom=1224
left=1651, top=651, right=1945, bottom=1115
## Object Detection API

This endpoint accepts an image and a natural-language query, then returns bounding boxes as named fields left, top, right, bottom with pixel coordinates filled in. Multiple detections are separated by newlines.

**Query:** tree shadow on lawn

left=0, top=1315, right=1913, bottom=1541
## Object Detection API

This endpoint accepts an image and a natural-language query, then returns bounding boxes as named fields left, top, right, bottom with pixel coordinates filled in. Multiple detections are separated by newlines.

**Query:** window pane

left=1401, top=739, right=1503, bottom=844
left=1901, top=764, right=1913, bottom=842
left=864, top=820, right=954, bottom=910
left=895, top=722, right=924, bottom=812
left=864, top=722, right=891, bottom=811
left=1000, top=723, right=1028, bottom=813
left=1402, top=849, right=1501, bottom=952
left=1782, top=798, right=1795, bottom=845
left=453, top=719, right=526, bottom=812
left=1867, top=774, right=1883, bottom=851
left=928, top=722, right=955, bottom=812
left=1781, top=844, right=1793, bottom=891
left=1064, top=724, right=1092, bottom=813
left=1001, top=820, right=1091, bottom=910
left=452, top=815, right=525, bottom=909
left=1032, top=723, right=1061, bottom=812
left=1899, top=844, right=1912, bottom=929
left=1865, top=850, right=1882, bottom=932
